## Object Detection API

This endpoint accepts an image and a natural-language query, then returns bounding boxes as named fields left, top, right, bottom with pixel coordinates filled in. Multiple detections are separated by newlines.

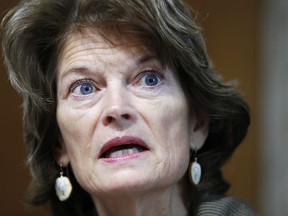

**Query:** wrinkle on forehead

left=56, top=28, right=164, bottom=88
left=60, top=27, right=154, bottom=57
left=56, top=27, right=157, bottom=73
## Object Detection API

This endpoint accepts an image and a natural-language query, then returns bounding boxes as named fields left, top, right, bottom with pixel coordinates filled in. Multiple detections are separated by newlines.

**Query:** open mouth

left=100, top=144, right=147, bottom=159
left=99, top=136, right=149, bottom=159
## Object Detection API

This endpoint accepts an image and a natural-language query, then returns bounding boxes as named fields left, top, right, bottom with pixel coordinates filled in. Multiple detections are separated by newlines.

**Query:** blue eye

left=80, top=83, right=94, bottom=95
left=141, top=73, right=162, bottom=87
left=71, top=80, right=96, bottom=95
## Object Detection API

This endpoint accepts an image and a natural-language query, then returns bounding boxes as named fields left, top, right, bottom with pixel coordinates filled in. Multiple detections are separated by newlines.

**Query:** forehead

left=59, top=28, right=154, bottom=61
left=57, top=28, right=160, bottom=79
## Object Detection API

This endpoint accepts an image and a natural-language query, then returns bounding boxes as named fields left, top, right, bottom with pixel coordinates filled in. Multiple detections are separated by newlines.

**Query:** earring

left=190, top=150, right=201, bottom=185
left=55, top=164, right=72, bottom=201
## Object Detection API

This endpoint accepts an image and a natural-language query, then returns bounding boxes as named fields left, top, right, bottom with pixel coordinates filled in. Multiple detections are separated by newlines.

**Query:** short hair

left=1, top=0, right=250, bottom=215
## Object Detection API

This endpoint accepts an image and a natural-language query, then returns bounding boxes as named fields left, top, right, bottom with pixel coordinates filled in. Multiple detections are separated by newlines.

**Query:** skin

left=56, top=29, right=208, bottom=216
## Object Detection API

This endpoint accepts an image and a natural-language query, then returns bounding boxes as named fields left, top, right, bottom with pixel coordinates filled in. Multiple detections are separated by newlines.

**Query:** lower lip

left=99, top=151, right=147, bottom=164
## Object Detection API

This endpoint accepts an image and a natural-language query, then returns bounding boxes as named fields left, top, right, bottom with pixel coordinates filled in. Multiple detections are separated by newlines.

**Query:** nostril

left=106, top=116, right=115, bottom=124
left=121, top=114, right=130, bottom=120
left=102, top=105, right=136, bottom=126
left=104, top=113, right=130, bottom=125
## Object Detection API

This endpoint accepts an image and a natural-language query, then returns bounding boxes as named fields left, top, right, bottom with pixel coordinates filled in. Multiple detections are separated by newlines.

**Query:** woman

left=1, top=0, right=256, bottom=215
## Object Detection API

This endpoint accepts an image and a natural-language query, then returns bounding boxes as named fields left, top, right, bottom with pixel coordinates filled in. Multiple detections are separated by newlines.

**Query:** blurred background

left=0, top=0, right=287, bottom=215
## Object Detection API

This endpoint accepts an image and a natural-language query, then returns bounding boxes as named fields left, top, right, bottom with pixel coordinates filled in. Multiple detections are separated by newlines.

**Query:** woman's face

left=56, top=30, right=206, bottom=197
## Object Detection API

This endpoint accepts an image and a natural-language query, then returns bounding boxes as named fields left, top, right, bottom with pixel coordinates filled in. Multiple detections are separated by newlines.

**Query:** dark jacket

left=197, top=195, right=257, bottom=216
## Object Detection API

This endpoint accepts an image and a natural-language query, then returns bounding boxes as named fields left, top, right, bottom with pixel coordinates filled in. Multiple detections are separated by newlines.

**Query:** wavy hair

left=1, top=0, right=250, bottom=215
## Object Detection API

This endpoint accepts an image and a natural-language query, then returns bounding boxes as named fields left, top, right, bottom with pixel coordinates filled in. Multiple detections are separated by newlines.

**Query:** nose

left=101, top=89, right=136, bottom=127
left=102, top=106, right=135, bottom=126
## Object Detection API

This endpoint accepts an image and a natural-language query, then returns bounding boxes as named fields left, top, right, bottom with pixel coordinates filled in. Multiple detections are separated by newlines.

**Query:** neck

left=92, top=183, right=189, bottom=216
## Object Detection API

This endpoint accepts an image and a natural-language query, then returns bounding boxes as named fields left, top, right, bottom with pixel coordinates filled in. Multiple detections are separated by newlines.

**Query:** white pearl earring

left=55, top=164, right=72, bottom=201
left=190, top=150, right=201, bottom=185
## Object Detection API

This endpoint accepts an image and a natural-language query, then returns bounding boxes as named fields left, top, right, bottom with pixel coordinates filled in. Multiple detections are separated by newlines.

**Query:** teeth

left=108, top=147, right=140, bottom=158
left=128, top=148, right=135, bottom=154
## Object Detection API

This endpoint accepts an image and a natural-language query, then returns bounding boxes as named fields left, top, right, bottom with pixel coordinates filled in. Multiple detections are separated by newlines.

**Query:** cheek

left=57, top=110, right=78, bottom=141
left=57, top=108, right=96, bottom=184
left=57, top=100, right=93, bottom=135
left=152, top=94, right=191, bottom=171
left=160, top=96, right=190, bottom=143
left=56, top=105, right=94, bottom=157
left=167, top=96, right=190, bottom=147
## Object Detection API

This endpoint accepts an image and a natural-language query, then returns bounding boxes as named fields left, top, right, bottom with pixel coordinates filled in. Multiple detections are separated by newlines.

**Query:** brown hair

left=1, top=0, right=250, bottom=215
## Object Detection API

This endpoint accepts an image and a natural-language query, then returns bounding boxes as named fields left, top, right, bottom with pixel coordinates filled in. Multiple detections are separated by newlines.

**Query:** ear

left=189, top=113, right=209, bottom=151
left=54, top=136, right=70, bottom=166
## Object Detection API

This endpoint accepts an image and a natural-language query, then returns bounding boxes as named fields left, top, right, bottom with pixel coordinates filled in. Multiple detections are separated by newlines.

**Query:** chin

left=96, top=173, right=161, bottom=196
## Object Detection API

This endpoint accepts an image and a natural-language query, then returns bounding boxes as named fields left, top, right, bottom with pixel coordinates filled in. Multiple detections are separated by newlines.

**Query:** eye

left=70, top=79, right=97, bottom=95
left=138, top=71, right=163, bottom=87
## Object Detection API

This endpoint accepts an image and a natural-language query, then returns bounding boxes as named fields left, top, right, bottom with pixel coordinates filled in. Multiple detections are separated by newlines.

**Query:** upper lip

left=99, top=136, right=149, bottom=158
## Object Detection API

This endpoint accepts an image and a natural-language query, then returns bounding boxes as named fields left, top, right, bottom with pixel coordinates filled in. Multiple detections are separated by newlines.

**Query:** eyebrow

left=58, top=66, right=94, bottom=83
left=138, top=53, right=157, bottom=64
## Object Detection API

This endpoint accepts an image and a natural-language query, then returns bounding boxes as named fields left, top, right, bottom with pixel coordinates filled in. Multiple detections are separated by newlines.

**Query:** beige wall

left=0, top=0, right=260, bottom=215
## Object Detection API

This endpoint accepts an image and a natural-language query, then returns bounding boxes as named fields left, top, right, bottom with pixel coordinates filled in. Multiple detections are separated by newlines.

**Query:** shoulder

left=197, top=195, right=258, bottom=216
